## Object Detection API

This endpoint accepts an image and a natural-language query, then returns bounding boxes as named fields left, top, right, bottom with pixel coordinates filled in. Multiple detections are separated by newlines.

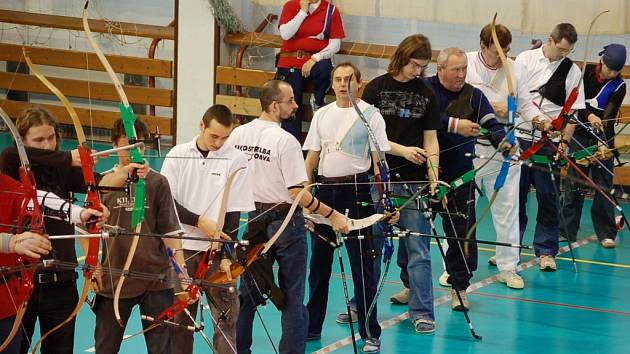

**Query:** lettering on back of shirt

left=233, top=144, right=271, bottom=162
left=114, top=194, right=149, bottom=213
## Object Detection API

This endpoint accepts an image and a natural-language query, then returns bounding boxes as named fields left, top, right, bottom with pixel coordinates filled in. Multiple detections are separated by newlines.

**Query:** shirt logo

left=234, top=144, right=271, bottom=162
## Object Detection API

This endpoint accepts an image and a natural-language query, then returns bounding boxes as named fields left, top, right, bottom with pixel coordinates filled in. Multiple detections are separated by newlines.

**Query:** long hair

left=388, top=34, right=432, bottom=77
left=16, top=107, right=61, bottom=151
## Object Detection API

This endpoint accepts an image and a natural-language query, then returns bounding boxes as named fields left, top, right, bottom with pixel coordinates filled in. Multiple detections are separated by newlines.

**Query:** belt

left=278, top=50, right=315, bottom=59
left=254, top=202, right=292, bottom=212
left=35, top=271, right=78, bottom=284
left=319, top=172, right=369, bottom=184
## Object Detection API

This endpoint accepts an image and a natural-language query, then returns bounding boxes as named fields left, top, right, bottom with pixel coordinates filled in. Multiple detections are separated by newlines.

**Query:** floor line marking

left=311, top=236, right=596, bottom=354
left=471, top=292, right=630, bottom=316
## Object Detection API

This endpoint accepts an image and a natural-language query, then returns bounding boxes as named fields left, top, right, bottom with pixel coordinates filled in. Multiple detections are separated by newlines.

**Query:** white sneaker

left=389, top=287, right=410, bottom=305
left=497, top=270, right=524, bottom=289
left=600, top=238, right=616, bottom=248
left=450, top=289, right=469, bottom=311
left=488, top=255, right=497, bottom=266
left=539, top=255, right=557, bottom=271
left=438, top=271, right=450, bottom=287
left=362, top=338, right=380, bottom=353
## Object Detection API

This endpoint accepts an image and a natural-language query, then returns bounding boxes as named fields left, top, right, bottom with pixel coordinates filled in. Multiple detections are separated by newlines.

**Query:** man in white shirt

left=465, top=23, right=542, bottom=289
left=515, top=23, right=585, bottom=271
left=229, top=80, right=348, bottom=354
left=303, top=62, right=393, bottom=353
left=161, top=105, right=255, bottom=354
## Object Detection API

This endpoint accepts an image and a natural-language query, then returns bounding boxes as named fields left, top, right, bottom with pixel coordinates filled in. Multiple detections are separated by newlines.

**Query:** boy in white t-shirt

left=229, top=80, right=349, bottom=354
left=161, top=105, right=254, bottom=354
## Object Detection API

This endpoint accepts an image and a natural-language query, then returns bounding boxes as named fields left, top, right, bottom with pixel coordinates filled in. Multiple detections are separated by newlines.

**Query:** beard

left=282, top=111, right=297, bottom=122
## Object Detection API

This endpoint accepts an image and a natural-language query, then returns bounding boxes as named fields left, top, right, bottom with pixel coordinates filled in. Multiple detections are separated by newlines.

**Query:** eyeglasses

left=409, top=59, right=429, bottom=71
left=275, top=98, right=296, bottom=104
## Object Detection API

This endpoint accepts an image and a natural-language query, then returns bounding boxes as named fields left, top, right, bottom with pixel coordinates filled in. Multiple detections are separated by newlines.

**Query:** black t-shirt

left=361, top=73, right=442, bottom=180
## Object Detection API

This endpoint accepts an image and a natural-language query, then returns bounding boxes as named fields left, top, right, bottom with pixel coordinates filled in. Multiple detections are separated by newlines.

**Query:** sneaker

left=539, top=255, right=557, bottom=271
left=497, top=270, right=524, bottom=289
left=488, top=255, right=497, bottom=266
left=362, top=338, right=381, bottom=353
left=450, top=289, right=469, bottom=311
left=306, top=333, right=321, bottom=341
left=438, top=271, right=450, bottom=287
left=413, top=318, right=435, bottom=334
left=389, top=287, right=410, bottom=304
left=335, top=310, right=358, bottom=324
left=601, top=238, right=616, bottom=248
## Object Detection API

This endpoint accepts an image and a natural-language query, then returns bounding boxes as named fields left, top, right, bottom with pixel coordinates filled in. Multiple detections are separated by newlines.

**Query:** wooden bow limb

left=304, top=213, right=385, bottom=232
left=207, top=184, right=315, bottom=285
left=23, top=42, right=105, bottom=351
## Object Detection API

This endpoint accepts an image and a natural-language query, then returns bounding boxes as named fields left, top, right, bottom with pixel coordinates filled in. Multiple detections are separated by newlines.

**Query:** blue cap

left=599, top=44, right=626, bottom=71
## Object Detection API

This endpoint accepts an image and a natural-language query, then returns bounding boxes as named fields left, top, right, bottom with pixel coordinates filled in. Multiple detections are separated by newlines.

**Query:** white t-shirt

left=161, top=136, right=254, bottom=251
left=465, top=51, right=542, bottom=124
left=514, top=46, right=586, bottom=139
left=303, top=99, right=390, bottom=177
left=229, top=118, right=308, bottom=204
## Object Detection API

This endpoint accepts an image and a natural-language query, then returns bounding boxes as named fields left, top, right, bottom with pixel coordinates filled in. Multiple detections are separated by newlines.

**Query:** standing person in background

left=303, top=62, right=393, bottom=351
left=464, top=23, right=543, bottom=289
left=515, top=23, right=585, bottom=271
left=94, top=119, right=185, bottom=354
left=231, top=80, right=348, bottom=354
left=561, top=44, right=626, bottom=248
left=277, top=0, right=345, bottom=141
left=426, top=47, right=512, bottom=311
left=162, top=105, right=254, bottom=354
left=361, top=34, right=441, bottom=333
left=0, top=107, right=107, bottom=354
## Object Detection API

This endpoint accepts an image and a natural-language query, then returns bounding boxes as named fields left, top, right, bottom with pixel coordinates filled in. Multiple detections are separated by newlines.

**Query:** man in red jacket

left=277, top=0, right=345, bottom=141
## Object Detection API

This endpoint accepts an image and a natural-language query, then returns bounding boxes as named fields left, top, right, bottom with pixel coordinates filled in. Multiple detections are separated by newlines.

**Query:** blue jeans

left=307, top=178, right=380, bottom=340
left=236, top=208, right=308, bottom=354
left=93, top=289, right=174, bottom=354
left=348, top=233, right=384, bottom=313
left=276, top=59, right=333, bottom=141
left=519, top=138, right=560, bottom=256
left=390, top=183, right=434, bottom=321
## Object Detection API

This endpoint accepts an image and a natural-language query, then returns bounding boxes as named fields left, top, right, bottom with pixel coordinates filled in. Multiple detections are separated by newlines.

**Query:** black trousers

left=438, top=183, right=478, bottom=291
left=20, top=275, right=78, bottom=354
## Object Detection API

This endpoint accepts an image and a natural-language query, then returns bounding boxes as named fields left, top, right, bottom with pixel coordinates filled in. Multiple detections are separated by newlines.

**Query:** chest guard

left=538, top=57, right=573, bottom=107
left=589, top=76, right=625, bottom=111
left=321, top=105, right=379, bottom=161
left=445, top=83, right=475, bottom=120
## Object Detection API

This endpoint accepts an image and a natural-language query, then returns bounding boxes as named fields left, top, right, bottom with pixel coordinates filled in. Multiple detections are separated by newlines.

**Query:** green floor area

left=2, top=133, right=629, bottom=353
left=74, top=197, right=630, bottom=354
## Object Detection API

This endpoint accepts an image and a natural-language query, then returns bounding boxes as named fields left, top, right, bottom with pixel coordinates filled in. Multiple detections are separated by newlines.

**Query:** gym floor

left=3, top=133, right=627, bottom=354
